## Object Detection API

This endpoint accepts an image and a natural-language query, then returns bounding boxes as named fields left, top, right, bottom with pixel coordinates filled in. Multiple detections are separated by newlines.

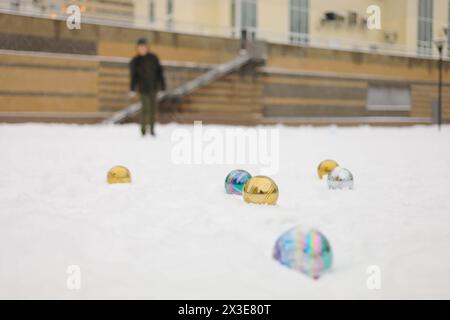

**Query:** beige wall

left=13, top=0, right=450, bottom=54
left=133, top=0, right=230, bottom=35
left=128, top=0, right=450, bottom=56
left=259, top=0, right=289, bottom=39
left=133, top=0, right=174, bottom=27
left=382, top=0, right=409, bottom=50
left=133, top=0, right=148, bottom=25
left=404, top=0, right=418, bottom=52
left=309, top=0, right=383, bottom=44
left=433, top=0, right=449, bottom=54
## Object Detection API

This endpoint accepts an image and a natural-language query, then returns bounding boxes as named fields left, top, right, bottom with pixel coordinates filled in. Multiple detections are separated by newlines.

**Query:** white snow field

left=0, top=123, right=450, bottom=300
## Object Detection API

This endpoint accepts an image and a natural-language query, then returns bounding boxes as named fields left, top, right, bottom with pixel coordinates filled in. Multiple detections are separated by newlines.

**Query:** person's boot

left=141, top=127, right=146, bottom=136
left=150, top=129, right=156, bottom=137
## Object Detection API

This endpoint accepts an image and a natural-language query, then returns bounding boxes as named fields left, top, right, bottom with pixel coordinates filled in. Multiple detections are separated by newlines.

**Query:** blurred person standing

left=129, top=38, right=166, bottom=136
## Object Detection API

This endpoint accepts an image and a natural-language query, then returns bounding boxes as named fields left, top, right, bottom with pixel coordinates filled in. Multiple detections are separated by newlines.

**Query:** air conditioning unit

left=360, top=17, right=367, bottom=28
left=348, top=11, right=358, bottom=26
left=384, top=32, right=398, bottom=44
left=321, top=11, right=345, bottom=25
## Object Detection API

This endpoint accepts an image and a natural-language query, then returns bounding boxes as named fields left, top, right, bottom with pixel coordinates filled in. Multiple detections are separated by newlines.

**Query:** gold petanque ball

left=317, top=160, right=339, bottom=179
left=107, top=165, right=131, bottom=184
left=243, top=176, right=279, bottom=205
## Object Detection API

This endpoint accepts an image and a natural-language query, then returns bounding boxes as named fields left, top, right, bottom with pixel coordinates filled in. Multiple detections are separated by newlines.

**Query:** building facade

left=0, top=0, right=134, bottom=21
left=0, top=1, right=449, bottom=125
left=132, top=0, right=450, bottom=58
left=2, top=0, right=450, bottom=57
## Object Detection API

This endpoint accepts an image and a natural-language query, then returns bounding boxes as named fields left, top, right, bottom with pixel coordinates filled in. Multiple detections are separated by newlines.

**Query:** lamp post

left=434, top=37, right=446, bottom=130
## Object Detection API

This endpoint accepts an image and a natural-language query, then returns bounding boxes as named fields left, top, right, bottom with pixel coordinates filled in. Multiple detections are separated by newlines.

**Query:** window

left=10, top=0, right=20, bottom=10
left=448, top=0, right=450, bottom=57
left=166, top=0, right=174, bottom=29
left=417, top=0, right=433, bottom=56
left=231, top=0, right=236, bottom=30
left=289, top=0, right=309, bottom=44
left=231, top=0, right=257, bottom=39
left=367, top=85, right=411, bottom=111
left=167, top=0, right=173, bottom=14
left=241, top=0, right=257, bottom=30
left=149, top=0, right=155, bottom=23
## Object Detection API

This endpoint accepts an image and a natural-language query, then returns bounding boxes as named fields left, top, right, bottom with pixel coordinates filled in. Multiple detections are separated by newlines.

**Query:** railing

left=104, top=48, right=266, bottom=124
left=0, top=4, right=444, bottom=60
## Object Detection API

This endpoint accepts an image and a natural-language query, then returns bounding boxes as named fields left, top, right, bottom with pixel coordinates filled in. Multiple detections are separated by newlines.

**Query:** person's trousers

left=140, top=92, right=157, bottom=134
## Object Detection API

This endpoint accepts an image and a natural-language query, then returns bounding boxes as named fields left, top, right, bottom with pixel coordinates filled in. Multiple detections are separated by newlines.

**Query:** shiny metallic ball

left=243, top=176, right=279, bottom=205
left=225, top=169, right=252, bottom=195
left=327, top=167, right=353, bottom=190
left=273, top=227, right=333, bottom=280
left=107, top=165, right=131, bottom=184
left=317, top=159, right=339, bottom=179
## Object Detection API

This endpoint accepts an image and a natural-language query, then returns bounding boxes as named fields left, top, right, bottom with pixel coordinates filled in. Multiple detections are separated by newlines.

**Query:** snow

left=0, top=123, right=450, bottom=299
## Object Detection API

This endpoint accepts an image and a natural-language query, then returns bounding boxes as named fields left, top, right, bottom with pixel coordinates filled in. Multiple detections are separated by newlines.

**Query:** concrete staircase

left=104, top=53, right=264, bottom=124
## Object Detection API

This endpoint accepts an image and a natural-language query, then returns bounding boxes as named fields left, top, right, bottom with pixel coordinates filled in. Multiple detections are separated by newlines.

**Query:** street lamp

left=434, top=36, right=446, bottom=130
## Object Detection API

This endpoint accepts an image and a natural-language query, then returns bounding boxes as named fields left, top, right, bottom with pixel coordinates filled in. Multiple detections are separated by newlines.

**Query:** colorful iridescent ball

left=273, top=227, right=333, bottom=280
left=327, top=167, right=354, bottom=190
left=224, top=169, right=252, bottom=195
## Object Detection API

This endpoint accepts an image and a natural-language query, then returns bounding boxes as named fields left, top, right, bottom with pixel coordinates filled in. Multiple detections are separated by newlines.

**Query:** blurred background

left=0, top=0, right=449, bottom=126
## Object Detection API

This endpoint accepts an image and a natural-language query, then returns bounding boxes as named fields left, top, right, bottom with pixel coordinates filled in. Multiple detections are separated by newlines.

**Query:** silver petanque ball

left=327, top=167, right=354, bottom=190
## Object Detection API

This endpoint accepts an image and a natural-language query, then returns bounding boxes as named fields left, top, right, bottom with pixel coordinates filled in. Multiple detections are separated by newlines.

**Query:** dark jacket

left=129, top=53, right=166, bottom=93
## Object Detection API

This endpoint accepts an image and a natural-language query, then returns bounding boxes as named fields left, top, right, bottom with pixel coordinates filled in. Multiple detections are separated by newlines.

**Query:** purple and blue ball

left=273, top=227, right=333, bottom=280
left=224, top=169, right=252, bottom=195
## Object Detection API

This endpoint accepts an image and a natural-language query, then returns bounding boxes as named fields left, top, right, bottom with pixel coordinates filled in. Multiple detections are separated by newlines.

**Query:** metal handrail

left=103, top=53, right=259, bottom=124
left=0, top=7, right=445, bottom=60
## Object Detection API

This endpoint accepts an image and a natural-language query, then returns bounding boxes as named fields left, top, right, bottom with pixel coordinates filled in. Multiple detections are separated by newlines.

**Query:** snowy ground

left=0, top=123, right=450, bottom=299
